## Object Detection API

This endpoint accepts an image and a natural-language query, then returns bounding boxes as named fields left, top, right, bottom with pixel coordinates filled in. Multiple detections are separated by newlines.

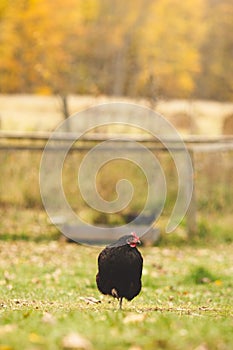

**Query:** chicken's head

left=127, top=232, right=141, bottom=248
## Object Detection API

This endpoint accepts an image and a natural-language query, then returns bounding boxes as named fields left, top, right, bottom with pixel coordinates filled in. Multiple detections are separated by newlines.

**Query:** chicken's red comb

left=131, top=232, right=139, bottom=239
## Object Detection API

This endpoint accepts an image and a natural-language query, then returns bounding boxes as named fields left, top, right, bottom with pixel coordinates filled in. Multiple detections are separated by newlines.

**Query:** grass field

left=0, top=95, right=232, bottom=349
left=0, top=208, right=233, bottom=350
left=0, top=233, right=232, bottom=350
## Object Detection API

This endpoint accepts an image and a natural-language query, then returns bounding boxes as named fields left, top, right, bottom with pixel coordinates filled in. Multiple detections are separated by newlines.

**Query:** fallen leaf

left=4, top=271, right=15, bottom=282
left=182, top=291, right=189, bottom=295
left=179, top=329, right=188, bottom=336
left=0, top=324, right=17, bottom=335
left=62, top=332, right=92, bottom=350
left=123, top=314, right=145, bottom=324
left=79, top=297, right=101, bottom=304
left=31, top=277, right=41, bottom=284
left=194, top=344, right=209, bottom=350
left=176, top=308, right=188, bottom=312
left=29, top=332, right=45, bottom=344
left=214, top=280, right=222, bottom=286
left=23, top=311, right=31, bottom=318
left=0, top=345, right=13, bottom=350
left=129, top=346, right=142, bottom=350
left=42, top=312, right=56, bottom=324
left=199, top=306, right=211, bottom=311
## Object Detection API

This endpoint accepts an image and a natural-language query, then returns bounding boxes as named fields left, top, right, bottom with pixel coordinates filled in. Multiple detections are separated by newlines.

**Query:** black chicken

left=96, top=232, right=143, bottom=309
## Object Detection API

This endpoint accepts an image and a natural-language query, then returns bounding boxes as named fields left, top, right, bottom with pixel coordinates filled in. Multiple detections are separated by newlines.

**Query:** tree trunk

left=59, top=94, right=71, bottom=132
left=112, top=50, right=127, bottom=96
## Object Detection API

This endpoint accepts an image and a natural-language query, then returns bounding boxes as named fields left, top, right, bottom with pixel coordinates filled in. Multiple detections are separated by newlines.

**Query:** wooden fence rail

left=1, top=131, right=233, bottom=241
left=0, top=130, right=233, bottom=143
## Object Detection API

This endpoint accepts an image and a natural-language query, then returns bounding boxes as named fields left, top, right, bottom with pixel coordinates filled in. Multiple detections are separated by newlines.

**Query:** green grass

left=0, top=122, right=232, bottom=349
left=0, top=236, right=232, bottom=350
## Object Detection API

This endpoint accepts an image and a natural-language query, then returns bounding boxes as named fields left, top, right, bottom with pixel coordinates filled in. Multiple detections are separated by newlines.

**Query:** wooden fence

left=1, top=131, right=233, bottom=242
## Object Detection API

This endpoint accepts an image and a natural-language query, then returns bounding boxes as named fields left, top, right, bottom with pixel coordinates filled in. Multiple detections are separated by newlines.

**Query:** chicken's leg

left=119, top=297, right=123, bottom=310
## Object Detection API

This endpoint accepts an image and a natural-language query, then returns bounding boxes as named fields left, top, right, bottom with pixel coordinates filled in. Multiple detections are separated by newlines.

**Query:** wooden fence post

left=186, top=149, right=198, bottom=237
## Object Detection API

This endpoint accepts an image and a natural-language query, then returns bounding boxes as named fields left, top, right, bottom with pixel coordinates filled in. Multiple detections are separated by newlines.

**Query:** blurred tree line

left=0, top=0, right=232, bottom=101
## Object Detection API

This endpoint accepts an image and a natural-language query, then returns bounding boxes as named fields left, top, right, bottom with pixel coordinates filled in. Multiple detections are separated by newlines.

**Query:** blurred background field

left=0, top=1, right=233, bottom=349
left=0, top=93, right=232, bottom=243
left=0, top=0, right=232, bottom=241
left=0, top=106, right=232, bottom=244
left=0, top=95, right=233, bottom=135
